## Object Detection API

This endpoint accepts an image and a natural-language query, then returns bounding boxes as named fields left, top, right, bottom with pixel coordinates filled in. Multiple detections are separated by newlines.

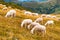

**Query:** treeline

left=20, top=0, right=60, bottom=14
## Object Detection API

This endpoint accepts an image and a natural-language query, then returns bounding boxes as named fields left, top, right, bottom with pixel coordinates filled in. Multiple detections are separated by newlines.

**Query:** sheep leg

left=5, top=14, right=9, bottom=17
left=13, top=13, right=14, bottom=17
left=28, top=24, right=31, bottom=29
left=10, top=15, right=13, bottom=17
left=45, top=23, right=47, bottom=26
left=21, top=22, right=24, bottom=28
left=13, top=13, right=16, bottom=17
left=30, top=27, right=35, bottom=34
left=7, top=13, right=11, bottom=17
left=5, top=15, right=7, bottom=17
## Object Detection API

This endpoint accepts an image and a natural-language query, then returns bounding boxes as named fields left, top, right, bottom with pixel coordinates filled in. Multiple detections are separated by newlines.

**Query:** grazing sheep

left=46, top=15, right=51, bottom=18
left=24, top=11, right=32, bottom=15
left=15, top=9, right=20, bottom=12
left=41, top=14, right=46, bottom=17
left=32, top=13, right=38, bottom=16
left=34, top=17, right=43, bottom=24
left=57, top=18, right=60, bottom=21
left=8, top=6, right=12, bottom=9
left=30, top=24, right=46, bottom=36
left=21, top=19, right=32, bottom=28
left=52, top=16, right=57, bottom=18
left=0, top=4, right=3, bottom=8
left=2, top=7, right=7, bottom=10
left=45, top=20, right=54, bottom=27
left=28, top=22, right=40, bottom=29
left=5, top=10, right=16, bottom=17
left=3, top=5, right=6, bottom=7
left=58, top=18, right=60, bottom=20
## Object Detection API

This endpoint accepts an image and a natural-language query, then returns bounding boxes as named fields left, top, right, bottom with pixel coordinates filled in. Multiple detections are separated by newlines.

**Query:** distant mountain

left=18, top=0, right=48, bottom=2
left=3, top=0, right=60, bottom=14
left=4, top=0, right=18, bottom=2
left=4, top=0, right=48, bottom=2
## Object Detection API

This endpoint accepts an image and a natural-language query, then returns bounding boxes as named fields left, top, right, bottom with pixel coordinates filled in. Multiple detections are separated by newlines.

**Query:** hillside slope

left=0, top=4, right=60, bottom=40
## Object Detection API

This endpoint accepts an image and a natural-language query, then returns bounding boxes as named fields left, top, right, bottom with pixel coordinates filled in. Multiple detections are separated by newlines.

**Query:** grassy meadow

left=0, top=4, right=60, bottom=40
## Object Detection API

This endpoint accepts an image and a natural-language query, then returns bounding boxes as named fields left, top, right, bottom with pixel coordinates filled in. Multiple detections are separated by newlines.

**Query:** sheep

left=15, top=9, right=20, bottom=12
left=45, top=20, right=54, bottom=27
left=2, top=7, right=7, bottom=10
left=0, top=4, right=4, bottom=8
left=32, top=13, right=38, bottom=16
left=52, top=16, right=57, bottom=18
left=30, top=24, right=46, bottom=36
left=24, top=11, right=32, bottom=15
left=21, top=19, right=33, bottom=28
left=5, top=10, right=16, bottom=17
left=58, top=18, right=60, bottom=20
left=41, top=14, right=46, bottom=17
left=57, top=18, right=60, bottom=21
left=3, top=5, right=6, bottom=7
left=8, top=6, right=12, bottom=9
left=46, top=15, right=51, bottom=18
left=28, top=22, right=40, bottom=29
left=34, top=17, right=43, bottom=24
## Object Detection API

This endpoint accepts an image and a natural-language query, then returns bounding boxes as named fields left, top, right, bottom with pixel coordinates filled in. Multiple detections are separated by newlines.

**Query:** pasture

left=0, top=4, right=60, bottom=40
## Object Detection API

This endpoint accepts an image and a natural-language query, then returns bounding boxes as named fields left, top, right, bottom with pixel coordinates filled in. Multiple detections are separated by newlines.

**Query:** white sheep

left=3, top=5, right=6, bottom=7
left=8, top=6, right=12, bottom=9
left=52, top=16, right=57, bottom=18
left=21, top=19, right=32, bottom=28
left=30, top=24, right=46, bottom=36
left=46, top=15, right=51, bottom=18
left=41, top=14, right=46, bottom=17
left=24, top=11, right=32, bottom=15
left=28, top=22, right=40, bottom=29
left=57, top=18, right=60, bottom=21
left=34, top=17, right=43, bottom=24
left=45, top=20, right=54, bottom=27
left=32, top=13, right=38, bottom=16
left=15, top=9, right=20, bottom=12
left=5, top=10, right=16, bottom=17
left=2, top=7, right=7, bottom=10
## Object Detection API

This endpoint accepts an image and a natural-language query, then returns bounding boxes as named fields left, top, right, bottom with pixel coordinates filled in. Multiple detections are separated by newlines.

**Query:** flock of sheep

left=0, top=4, right=60, bottom=37
left=20, top=16, right=55, bottom=36
left=20, top=10, right=60, bottom=37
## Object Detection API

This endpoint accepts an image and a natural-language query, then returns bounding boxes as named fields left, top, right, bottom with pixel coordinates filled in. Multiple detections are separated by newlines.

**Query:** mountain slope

left=0, top=4, right=60, bottom=40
